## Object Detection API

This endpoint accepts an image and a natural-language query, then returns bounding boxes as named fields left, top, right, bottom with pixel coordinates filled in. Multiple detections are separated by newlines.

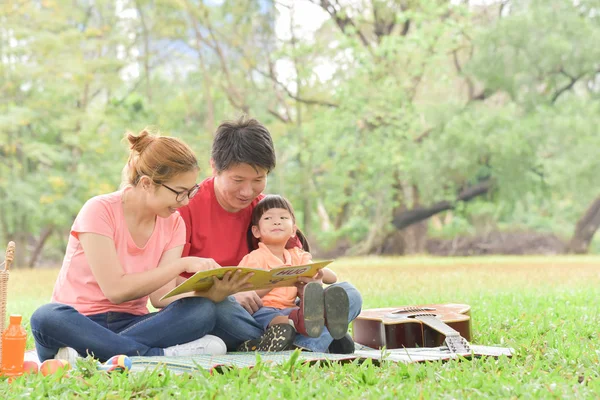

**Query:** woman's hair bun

left=127, top=129, right=155, bottom=154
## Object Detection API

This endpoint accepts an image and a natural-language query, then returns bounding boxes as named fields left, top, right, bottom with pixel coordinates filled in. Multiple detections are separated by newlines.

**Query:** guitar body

left=352, top=304, right=472, bottom=349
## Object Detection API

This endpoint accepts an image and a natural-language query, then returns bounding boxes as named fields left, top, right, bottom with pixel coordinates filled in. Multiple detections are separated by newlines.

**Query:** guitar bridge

left=444, top=335, right=471, bottom=354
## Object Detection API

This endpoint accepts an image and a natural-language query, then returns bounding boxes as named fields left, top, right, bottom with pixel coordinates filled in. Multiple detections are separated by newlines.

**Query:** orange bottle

left=1, top=315, right=27, bottom=378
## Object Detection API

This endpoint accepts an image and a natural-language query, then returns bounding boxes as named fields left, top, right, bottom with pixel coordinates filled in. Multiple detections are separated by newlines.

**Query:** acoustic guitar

left=352, top=303, right=472, bottom=353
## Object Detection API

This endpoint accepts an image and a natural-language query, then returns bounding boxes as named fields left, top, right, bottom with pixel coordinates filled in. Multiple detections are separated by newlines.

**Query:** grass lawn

left=1, top=256, right=599, bottom=399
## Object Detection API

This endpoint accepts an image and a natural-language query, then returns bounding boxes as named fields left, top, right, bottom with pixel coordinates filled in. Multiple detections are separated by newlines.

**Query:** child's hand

left=206, top=270, right=254, bottom=303
left=296, top=269, right=324, bottom=286
left=295, top=269, right=323, bottom=294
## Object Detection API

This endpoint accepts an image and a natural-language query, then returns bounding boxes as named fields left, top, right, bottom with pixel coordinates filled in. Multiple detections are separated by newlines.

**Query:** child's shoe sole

left=324, top=285, right=350, bottom=340
left=303, top=282, right=325, bottom=337
left=237, top=323, right=296, bottom=352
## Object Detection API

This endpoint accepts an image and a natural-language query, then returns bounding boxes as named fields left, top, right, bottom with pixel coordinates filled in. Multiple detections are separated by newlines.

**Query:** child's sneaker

left=289, top=282, right=324, bottom=337
left=237, top=323, right=296, bottom=352
left=323, top=285, right=350, bottom=340
left=164, top=334, right=227, bottom=357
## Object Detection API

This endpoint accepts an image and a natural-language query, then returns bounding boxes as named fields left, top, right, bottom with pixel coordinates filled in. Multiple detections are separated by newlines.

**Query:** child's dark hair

left=247, top=194, right=310, bottom=252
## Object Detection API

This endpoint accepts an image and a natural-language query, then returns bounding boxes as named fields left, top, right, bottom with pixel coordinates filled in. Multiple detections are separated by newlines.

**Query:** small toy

left=98, top=355, right=132, bottom=373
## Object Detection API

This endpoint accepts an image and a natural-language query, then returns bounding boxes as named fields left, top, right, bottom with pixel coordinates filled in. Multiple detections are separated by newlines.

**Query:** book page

left=160, top=260, right=333, bottom=300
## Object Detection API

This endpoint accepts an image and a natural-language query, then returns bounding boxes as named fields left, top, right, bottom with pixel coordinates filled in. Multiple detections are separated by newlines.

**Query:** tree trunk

left=392, top=179, right=492, bottom=230
left=27, top=226, right=53, bottom=268
left=382, top=221, right=428, bottom=255
left=568, top=196, right=600, bottom=254
left=383, top=184, right=429, bottom=255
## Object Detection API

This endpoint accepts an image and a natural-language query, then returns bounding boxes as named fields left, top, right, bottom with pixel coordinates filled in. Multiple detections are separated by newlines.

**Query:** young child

left=237, top=195, right=350, bottom=352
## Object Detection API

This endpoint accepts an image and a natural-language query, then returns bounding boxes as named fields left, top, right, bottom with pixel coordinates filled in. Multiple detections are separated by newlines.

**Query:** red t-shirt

left=178, top=177, right=263, bottom=275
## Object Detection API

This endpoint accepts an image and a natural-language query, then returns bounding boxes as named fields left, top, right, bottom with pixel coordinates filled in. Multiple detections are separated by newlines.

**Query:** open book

left=160, top=260, right=333, bottom=300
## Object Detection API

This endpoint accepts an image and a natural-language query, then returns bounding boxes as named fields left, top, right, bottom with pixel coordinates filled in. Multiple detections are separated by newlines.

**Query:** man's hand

left=233, top=291, right=263, bottom=315
left=205, top=270, right=253, bottom=303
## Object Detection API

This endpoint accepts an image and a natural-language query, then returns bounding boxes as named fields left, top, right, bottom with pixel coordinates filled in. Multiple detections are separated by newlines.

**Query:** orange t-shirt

left=52, top=190, right=186, bottom=316
left=238, top=243, right=312, bottom=309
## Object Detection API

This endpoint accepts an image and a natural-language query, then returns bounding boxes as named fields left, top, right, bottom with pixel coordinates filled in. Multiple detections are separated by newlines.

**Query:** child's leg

left=269, top=315, right=290, bottom=327
left=288, top=282, right=324, bottom=337
left=293, top=282, right=362, bottom=353
left=210, top=296, right=266, bottom=351
left=237, top=307, right=296, bottom=352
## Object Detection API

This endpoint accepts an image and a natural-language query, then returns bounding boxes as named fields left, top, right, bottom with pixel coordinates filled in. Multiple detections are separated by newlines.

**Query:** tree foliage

left=1, top=0, right=599, bottom=265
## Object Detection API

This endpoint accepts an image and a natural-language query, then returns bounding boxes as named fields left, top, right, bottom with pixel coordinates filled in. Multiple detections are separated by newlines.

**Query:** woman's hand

left=204, top=270, right=254, bottom=303
left=180, top=257, right=221, bottom=275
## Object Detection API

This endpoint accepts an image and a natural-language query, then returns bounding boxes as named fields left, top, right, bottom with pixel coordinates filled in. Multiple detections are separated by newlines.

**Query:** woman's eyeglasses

left=160, top=183, right=200, bottom=202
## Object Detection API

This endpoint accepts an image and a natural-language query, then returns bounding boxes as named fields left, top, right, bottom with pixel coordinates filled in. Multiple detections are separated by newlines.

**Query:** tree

left=467, top=0, right=600, bottom=253
left=0, top=1, right=141, bottom=266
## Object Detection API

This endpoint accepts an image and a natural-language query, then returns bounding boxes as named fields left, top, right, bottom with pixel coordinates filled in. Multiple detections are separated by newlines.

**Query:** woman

left=31, top=129, right=252, bottom=362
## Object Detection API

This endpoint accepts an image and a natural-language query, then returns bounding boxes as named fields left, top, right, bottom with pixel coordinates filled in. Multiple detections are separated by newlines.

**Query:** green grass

left=2, top=256, right=600, bottom=399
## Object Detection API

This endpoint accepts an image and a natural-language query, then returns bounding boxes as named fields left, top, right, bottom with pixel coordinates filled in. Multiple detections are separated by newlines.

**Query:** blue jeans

left=210, top=282, right=363, bottom=353
left=252, top=306, right=292, bottom=329
left=30, top=297, right=218, bottom=362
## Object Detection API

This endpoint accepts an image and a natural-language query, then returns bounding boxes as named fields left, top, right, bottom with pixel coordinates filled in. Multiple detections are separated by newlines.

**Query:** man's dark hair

left=212, top=116, right=276, bottom=173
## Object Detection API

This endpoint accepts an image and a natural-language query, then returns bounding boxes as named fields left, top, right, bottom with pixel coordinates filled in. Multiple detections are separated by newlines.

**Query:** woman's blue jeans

left=30, top=296, right=218, bottom=362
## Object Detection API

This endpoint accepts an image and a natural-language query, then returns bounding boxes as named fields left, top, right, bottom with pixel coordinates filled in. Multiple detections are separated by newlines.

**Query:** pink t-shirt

left=52, top=190, right=186, bottom=316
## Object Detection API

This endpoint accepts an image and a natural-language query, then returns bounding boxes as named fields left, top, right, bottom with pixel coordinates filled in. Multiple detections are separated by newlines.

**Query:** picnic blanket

left=129, top=351, right=358, bottom=374
left=128, top=344, right=513, bottom=373
left=25, top=344, right=513, bottom=374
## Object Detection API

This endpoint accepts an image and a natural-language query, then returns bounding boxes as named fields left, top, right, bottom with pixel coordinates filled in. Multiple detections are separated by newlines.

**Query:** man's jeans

left=211, top=282, right=363, bottom=353
left=30, top=296, right=218, bottom=362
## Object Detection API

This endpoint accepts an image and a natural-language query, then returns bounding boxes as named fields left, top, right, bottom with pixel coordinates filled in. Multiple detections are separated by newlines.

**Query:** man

left=179, top=116, right=362, bottom=353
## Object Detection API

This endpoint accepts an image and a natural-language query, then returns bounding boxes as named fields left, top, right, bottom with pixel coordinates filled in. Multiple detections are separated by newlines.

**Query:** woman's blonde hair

left=121, top=129, right=198, bottom=187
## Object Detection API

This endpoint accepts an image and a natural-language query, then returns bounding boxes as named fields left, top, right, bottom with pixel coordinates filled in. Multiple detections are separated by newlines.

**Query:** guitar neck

left=414, top=314, right=460, bottom=337
left=414, top=314, right=471, bottom=353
